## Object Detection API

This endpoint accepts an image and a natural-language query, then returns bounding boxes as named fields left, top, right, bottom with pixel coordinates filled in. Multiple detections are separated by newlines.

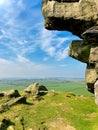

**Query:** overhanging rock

left=42, top=0, right=98, bottom=37
left=42, top=0, right=98, bottom=94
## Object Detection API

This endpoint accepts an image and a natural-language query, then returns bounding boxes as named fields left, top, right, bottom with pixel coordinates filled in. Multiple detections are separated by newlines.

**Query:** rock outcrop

left=0, top=89, right=27, bottom=113
left=24, top=83, right=48, bottom=95
left=5, top=89, right=21, bottom=98
left=42, top=0, right=98, bottom=37
left=42, top=0, right=98, bottom=96
left=0, top=89, right=20, bottom=98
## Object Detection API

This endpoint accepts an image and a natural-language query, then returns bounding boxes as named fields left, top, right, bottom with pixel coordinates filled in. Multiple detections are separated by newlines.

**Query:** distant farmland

left=0, top=78, right=93, bottom=96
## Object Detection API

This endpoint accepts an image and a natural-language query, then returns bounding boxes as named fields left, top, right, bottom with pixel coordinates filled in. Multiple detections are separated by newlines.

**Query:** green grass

left=0, top=78, right=96, bottom=129
left=0, top=79, right=93, bottom=96
left=0, top=91, right=97, bottom=130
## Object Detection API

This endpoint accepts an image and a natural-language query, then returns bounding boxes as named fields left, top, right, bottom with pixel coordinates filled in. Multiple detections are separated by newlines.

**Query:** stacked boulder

left=42, top=0, right=98, bottom=104
left=24, top=82, right=48, bottom=96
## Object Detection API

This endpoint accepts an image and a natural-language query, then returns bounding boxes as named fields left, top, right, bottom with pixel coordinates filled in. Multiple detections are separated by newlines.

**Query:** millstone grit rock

left=69, top=40, right=91, bottom=63
left=42, top=0, right=98, bottom=37
left=24, top=83, right=48, bottom=95
left=0, top=97, right=26, bottom=113
left=82, top=26, right=98, bottom=42
left=42, top=0, right=98, bottom=97
left=5, top=89, right=20, bottom=98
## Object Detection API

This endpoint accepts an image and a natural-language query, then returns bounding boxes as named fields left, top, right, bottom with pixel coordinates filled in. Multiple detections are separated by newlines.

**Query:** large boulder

left=42, top=0, right=98, bottom=105
left=42, top=0, right=98, bottom=95
left=42, top=0, right=98, bottom=37
left=24, top=83, right=48, bottom=95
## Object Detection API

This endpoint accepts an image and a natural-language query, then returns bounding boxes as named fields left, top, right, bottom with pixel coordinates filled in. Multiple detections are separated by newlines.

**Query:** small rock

left=5, top=96, right=27, bottom=106
left=0, top=97, right=26, bottom=113
left=5, top=89, right=20, bottom=98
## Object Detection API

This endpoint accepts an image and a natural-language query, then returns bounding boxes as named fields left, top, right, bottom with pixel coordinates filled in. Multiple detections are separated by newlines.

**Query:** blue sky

left=0, top=0, right=86, bottom=79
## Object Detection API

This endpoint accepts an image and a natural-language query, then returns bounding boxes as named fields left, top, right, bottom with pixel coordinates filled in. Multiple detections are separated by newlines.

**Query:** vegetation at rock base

left=0, top=79, right=98, bottom=130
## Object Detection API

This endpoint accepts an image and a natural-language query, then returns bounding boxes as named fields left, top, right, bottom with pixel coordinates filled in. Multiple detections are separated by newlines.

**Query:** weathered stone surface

left=85, top=67, right=97, bottom=84
left=69, top=40, right=91, bottom=63
left=89, top=45, right=98, bottom=64
left=0, top=97, right=26, bottom=113
left=82, top=26, right=98, bottom=42
left=24, top=83, right=48, bottom=95
left=5, top=96, right=26, bottom=106
left=5, top=89, right=20, bottom=98
left=42, top=0, right=98, bottom=95
left=42, top=0, right=98, bottom=37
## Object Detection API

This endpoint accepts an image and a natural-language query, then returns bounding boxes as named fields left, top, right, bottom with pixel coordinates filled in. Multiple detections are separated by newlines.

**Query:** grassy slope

left=0, top=92, right=98, bottom=130
left=0, top=79, right=97, bottom=130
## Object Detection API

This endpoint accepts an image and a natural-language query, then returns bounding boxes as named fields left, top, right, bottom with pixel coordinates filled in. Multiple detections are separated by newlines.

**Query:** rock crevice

left=42, top=0, right=98, bottom=94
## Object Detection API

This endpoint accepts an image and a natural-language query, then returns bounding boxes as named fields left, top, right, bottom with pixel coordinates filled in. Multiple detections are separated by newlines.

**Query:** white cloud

left=0, top=0, right=12, bottom=6
left=0, top=0, right=83, bottom=78
left=56, top=46, right=69, bottom=61
left=43, top=57, right=49, bottom=61
left=17, top=55, right=30, bottom=63
left=37, top=27, right=71, bottom=60
left=0, top=0, right=73, bottom=62
left=0, top=57, right=50, bottom=78
left=0, top=57, right=75, bottom=78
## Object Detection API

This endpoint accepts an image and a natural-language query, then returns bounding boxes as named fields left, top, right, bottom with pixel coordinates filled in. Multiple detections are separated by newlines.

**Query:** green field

left=0, top=78, right=97, bottom=130
left=0, top=78, right=93, bottom=96
left=0, top=90, right=97, bottom=130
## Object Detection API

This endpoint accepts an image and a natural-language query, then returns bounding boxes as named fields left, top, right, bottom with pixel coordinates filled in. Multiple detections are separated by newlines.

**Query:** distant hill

left=0, top=78, right=92, bottom=96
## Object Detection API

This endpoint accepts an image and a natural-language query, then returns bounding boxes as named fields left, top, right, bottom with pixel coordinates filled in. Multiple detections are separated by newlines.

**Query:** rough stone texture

left=89, top=45, right=98, bottom=64
left=42, top=0, right=98, bottom=37
left=0, top=96, right=26, bottom=113
left=69, top=40, right=91, bottom=63
left=24, top=83, right=48, bottom=95
left=42, top=0, right=98, bottom=94
left=82, top=26, right=98, bottom=42
left=5, top=89, right=20, bottom=98
left=4, top=96, right=27, bottom=106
